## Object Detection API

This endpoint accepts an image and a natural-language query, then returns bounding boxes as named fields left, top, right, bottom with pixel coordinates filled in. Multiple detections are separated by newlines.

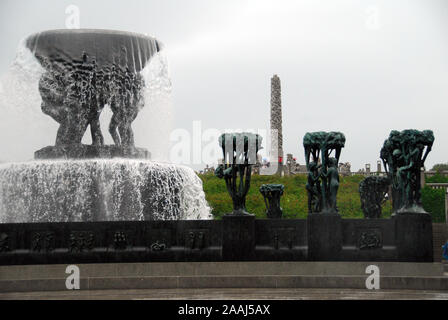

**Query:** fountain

left=0, top=29, right=211, bottom=223
left=0, top=30, right=435, bottom=265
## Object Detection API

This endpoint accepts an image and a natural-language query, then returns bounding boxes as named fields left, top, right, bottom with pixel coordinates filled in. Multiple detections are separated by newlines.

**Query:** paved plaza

left=1, top=288, right=448, bottom=300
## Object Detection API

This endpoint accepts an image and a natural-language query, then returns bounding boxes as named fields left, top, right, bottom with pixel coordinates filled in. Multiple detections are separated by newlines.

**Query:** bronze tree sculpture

left=215, top=132, right=262, bottom=215
left=380, top=129, right=434, bottom=213
left=303, top=131, right=345, bottom=214
left=259, top=184, right=284, bottom=219
left=359, top=176, right=390, bottom=218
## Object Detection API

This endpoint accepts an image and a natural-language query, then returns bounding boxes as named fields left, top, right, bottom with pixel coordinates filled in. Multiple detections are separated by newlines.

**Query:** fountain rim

left=26, top=28, right=164, bottom=50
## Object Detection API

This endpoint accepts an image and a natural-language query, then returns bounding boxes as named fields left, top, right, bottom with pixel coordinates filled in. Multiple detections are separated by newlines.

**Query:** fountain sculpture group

left=0, top=29, right=436, bottom=265
left=27, top=30, right=159, bottom=159
left=0, top=30, right=211, bottom=223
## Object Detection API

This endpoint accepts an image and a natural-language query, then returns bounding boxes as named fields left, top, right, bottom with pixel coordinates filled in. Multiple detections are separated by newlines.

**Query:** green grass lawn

left=198, top=173, right=445, bottom=222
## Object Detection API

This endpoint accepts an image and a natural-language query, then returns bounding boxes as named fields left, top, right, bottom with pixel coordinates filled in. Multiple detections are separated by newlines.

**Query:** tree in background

left=431, top=163, right=448, bottom=172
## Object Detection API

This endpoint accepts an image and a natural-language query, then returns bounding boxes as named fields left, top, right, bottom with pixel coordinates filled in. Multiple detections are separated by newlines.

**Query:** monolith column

left=270, top=75, right=283, bottom=174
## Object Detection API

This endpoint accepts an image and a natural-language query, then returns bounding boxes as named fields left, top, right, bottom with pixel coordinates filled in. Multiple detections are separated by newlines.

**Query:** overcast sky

left=0, top=0, right=447, bottom=171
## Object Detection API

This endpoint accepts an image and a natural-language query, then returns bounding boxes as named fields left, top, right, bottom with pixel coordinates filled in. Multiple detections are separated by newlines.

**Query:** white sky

left=0, top=0, right=447, bottom=171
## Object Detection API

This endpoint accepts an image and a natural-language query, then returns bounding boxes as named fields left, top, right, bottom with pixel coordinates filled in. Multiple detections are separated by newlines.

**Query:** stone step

left=0, top=262, right=446, bottom=293
left=1, top=275, right=448, bottom=293
left=0, top=261, right=443, bottom=280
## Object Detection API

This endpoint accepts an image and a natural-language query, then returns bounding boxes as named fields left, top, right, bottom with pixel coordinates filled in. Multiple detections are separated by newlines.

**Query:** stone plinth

left=307, top=213, right=342, bottom=261
left=35, top=145, right=150, bottom=160
left=0, top=216, right=436, bottom=265
left=394, top=212, right=433, bottom=262
left=222, top=214, right=255, bottom=261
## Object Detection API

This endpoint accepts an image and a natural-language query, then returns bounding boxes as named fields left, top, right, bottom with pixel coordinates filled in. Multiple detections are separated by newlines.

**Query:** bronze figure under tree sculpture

left=359, top=176, right=390, bottom=218
left=259, top=184, right=284, bottom=219
left=380, top=129, right=434, bottom=213
left=215, top=132, right=262, bottom=215
left=306, top=161, right=322, bottom=213
left=303, top=131, right=345, bottom=214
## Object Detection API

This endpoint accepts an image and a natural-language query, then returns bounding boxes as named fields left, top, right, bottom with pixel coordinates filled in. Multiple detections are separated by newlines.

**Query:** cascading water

left=0, top=29, right=212, bottom=222
left=0, top=160, right=211, bottom=223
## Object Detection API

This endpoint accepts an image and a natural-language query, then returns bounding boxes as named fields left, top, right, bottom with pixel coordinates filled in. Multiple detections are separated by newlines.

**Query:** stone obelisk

left=270, top=74, right=283, bottom=174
